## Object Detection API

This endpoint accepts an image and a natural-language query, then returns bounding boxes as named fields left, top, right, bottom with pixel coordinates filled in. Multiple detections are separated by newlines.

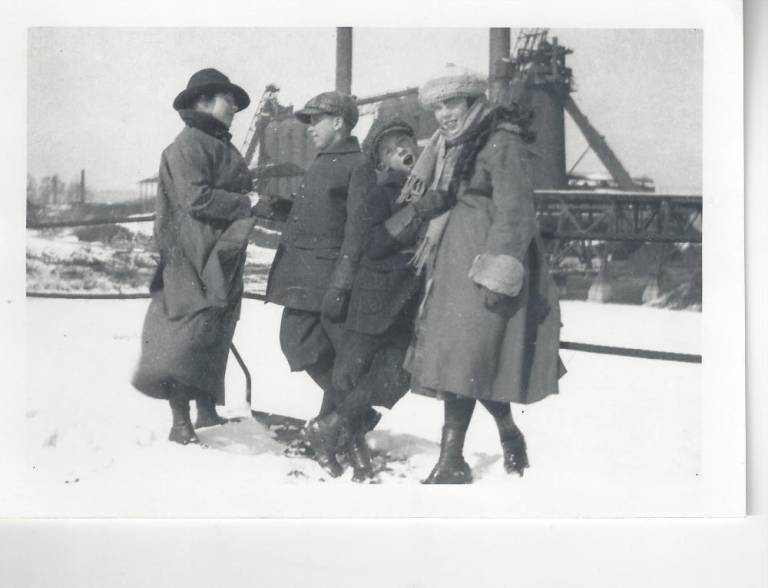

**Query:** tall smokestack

left=489, top=28, right=511, bottom=105
left=336, top=27, right=353, bottom=95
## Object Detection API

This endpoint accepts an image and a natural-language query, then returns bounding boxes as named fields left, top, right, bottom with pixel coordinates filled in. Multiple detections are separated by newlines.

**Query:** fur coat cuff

left=468, top=253, right=525, bottom=297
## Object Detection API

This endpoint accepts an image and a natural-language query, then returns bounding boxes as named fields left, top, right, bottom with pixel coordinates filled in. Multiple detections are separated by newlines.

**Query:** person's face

left=197, top=92, right=239, bottom=128
left=376, top=132, right=418, bottom=173
left=308, top=113, right=344, bottom=149
left=432, top=97, right=471, bottom=136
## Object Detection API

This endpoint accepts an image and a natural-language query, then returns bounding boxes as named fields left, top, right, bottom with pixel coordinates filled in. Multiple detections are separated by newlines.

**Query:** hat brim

left=295, top=106, right=335, bottom=124
left=173, top=81, right=251, bottom=111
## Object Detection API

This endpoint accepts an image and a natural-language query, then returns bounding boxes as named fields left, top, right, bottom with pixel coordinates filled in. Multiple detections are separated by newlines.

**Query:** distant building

left=138, top=175, right=159, bottom=203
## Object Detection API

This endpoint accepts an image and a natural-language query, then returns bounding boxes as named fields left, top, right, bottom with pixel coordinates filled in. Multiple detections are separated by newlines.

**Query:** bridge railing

left=25, top=193, right=703, bottom=365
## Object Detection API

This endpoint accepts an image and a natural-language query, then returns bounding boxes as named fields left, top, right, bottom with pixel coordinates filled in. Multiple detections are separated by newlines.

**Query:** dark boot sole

left=422, top=461, right=473, bottom=484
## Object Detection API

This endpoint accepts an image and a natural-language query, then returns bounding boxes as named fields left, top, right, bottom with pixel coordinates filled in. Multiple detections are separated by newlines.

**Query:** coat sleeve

left=367, top=201, right=422, bottom=259
left=467, top=128, right=536, bottom=297
left=328, top=162, right=378, bottom=290
left=167, top=137, right=252, bottom=223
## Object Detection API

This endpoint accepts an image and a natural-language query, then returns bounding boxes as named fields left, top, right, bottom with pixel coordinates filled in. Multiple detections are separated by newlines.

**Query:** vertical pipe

left=529, top=86, right=567, bottom=188
left=336, top=27, right=353, bottom=95
left=489, top=28, right=511, bottom=105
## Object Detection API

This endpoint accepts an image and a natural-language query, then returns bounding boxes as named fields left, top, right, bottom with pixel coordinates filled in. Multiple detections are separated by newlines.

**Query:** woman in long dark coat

left=132, top=69, right=256, bottom=445
left=401, top=65, right=566, bottom=483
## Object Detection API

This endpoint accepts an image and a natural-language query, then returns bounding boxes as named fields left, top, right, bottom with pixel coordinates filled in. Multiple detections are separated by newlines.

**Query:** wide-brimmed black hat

left=173, top=68, right=251, bottom=111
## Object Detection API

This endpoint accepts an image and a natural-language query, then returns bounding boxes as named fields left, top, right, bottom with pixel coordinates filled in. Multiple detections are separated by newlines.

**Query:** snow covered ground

left=26, top=225, right=278, bottom=295
left=18, top=298, right=703, bottom=518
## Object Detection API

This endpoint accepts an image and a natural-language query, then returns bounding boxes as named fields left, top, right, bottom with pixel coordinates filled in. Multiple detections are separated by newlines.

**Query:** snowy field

left=26, top=225, right=278, bottom=295
left=18, top=298, right=703, bottom=518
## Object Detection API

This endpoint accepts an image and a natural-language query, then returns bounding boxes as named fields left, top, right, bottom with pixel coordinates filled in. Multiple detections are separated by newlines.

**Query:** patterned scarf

left=396, top=95, right=493, bottom=274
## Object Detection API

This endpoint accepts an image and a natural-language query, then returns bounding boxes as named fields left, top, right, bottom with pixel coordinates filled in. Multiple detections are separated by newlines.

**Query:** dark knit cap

left=362, top=116, right=416, bottom=164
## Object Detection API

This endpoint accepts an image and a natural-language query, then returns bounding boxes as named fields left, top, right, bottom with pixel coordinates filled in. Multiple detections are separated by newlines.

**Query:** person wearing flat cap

left=132, top=68, right=259, bottom=445
left=265, top=90, right=378, bottom=478
left=310, top=115, right=457, bottom=481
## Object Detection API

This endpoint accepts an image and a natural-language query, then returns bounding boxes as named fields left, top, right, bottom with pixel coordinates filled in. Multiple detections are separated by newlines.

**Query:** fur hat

left=418, top=63, right=487, bottom=109
left=362, top=116, right=415, bottom=164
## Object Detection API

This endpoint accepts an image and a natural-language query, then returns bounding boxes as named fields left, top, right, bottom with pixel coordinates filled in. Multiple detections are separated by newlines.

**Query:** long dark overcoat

left=132, top=110, right=255, bottom=403
left=407, top=122, right=564, bottom=404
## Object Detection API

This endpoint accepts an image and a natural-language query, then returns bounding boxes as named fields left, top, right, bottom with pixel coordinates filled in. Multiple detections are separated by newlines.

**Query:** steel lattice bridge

left=535, top=190, right=702, bottom=243
left=531, top=190, right=702, bottom=269
left=25, top=189, right=704, bottom=372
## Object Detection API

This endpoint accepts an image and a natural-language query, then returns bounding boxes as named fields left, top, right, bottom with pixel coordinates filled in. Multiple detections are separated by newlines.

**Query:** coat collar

left=318, top=135, right=361, bottom=156
left=178, top=109, right=232, bottom=142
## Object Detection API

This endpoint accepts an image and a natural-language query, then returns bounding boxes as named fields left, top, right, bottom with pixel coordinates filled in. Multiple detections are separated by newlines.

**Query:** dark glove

left=321, top=287, right=350, bottom=321
left=413, top=189, right=456, bottom=220
left=481, top=286, right=510, bottom=310
left=251, top=195, right=293, bottom=222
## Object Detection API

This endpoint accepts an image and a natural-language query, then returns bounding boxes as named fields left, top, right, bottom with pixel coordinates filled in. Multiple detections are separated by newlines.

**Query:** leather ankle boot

left=347, top=426, right=375, bottom=483
left=168, top=396, right=199, bottom=445
left=422, top=425, right=473, bottom=484
left=500, top=428, right=529, bottom=476
left=194, top=395, right=229, bottom=429
left=304, top=412, right=347, bottom=478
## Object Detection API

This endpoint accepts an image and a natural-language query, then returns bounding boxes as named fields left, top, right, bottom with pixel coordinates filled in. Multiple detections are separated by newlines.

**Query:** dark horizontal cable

left=559, top=341, right=701, bottom=363
left=26, top=214, right=156, bottom=229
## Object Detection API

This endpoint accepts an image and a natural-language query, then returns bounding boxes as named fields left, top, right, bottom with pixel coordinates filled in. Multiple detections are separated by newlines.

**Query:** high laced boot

left=500, top=427, right=529, bottom=477
left=194, top=394, right=229, bottom=429
left=304, top=412, right=348, bottom=478
left=346, top=420, right=376, bottom=483
left=481, top=401, right=530, bottom=477
left=422, top=425, right=473, bottom=484
left=168, top=395, right=200, bottom=445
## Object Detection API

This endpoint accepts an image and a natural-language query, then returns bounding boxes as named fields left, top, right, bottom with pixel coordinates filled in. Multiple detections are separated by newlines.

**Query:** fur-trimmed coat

left=406, top=122, right=564, bottom=404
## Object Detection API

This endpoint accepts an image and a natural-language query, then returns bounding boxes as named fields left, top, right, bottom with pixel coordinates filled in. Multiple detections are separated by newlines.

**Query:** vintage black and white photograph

left=12, top=18, right=745, bottom=519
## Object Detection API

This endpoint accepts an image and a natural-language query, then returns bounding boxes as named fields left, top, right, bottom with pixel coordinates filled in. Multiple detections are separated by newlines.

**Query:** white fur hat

left=418, top=63, right=488, bottom=108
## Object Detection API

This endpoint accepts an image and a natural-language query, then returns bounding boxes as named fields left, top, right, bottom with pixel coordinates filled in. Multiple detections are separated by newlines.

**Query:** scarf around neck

left=178, top=109, right=233, bottom=142
left=397, top=95, right=493, bottom=274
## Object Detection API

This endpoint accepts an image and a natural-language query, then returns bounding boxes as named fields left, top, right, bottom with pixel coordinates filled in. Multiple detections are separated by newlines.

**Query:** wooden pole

left=336, top=27, right=353, bottom=95
left=80, top=169, right=86, bottom=203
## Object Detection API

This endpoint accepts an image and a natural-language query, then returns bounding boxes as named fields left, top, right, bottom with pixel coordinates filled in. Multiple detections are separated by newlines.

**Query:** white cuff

left=468, top=253, right=525, bottom=297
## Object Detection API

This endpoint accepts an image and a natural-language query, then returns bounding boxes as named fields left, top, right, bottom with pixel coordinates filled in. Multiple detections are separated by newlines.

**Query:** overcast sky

left=27, top=28, right=702, bottom=193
